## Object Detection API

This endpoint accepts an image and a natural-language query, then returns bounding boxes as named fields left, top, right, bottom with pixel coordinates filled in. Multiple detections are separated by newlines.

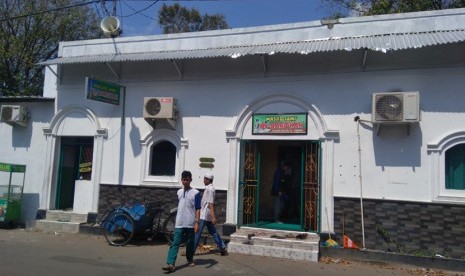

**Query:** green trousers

left=166, top=227, right=195, bottom=265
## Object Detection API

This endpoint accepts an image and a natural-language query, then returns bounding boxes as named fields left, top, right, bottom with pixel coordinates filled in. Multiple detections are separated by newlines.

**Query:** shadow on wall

left=129, top=117, right=141, bottom=157
left=11, top=123, right=33, bottom=148
left=372, top=123, right=422, bottom=167
left=21, top=193, right=39, bottom=228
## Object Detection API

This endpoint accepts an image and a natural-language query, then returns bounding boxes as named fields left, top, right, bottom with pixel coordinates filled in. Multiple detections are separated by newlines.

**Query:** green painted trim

left=256, top=142, right=261, bottom=226
left=199, top=157, right=215, bottom=163
left=199, top=162, right=214, bottom=168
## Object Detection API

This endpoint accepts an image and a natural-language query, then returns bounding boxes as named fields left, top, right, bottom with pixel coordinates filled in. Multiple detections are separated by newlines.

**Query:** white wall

left=0, top=102, right=54, bottom=226
left=49, top=64, right=465, bottom=206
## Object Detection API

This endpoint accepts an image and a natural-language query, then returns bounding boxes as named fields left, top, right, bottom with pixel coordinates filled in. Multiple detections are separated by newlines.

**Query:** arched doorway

left=42, top=105, right=107, bottom=213
left=225, top=93, right=339, bottom=234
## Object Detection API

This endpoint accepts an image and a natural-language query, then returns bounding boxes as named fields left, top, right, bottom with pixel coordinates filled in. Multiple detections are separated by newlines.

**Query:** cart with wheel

left=100, top=200, right=174, bottom=246
left=0, top=162, right=26, bottom=228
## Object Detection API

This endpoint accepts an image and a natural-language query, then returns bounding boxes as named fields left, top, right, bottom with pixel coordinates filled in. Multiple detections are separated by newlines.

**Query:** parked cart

left=0, top=162, right=26, bottom=228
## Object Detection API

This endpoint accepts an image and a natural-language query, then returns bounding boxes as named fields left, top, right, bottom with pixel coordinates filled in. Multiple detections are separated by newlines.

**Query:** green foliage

left=325, top=0, right=465, bottom=17
left=157, top=3, right=229, bottom=34
left=376, top=223, right=405, bottom=253
left=0, top=0, right=100, bottom=96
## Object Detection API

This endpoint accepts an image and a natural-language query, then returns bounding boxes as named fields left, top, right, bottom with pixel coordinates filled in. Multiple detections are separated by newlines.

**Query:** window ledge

left=433, top=195, right=465, bottom=204
left=140, top=177, right=180, bottom=188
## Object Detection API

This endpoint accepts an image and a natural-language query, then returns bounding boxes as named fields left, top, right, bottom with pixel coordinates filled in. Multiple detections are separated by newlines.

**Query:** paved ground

left=0, top=228, right=462, bottom=276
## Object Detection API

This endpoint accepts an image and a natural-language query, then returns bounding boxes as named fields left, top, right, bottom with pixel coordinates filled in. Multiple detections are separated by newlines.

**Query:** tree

left=158, top=3, right=229, bottom=34
left=325, top=0, right=465, bottom=17
left=0, top=0, right=101, bottom=96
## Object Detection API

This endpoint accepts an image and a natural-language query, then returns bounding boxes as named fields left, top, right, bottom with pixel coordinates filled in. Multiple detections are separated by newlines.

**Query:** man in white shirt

left=163, top=171, right=201, bottom=272
left=194, top=173, right=227, bottom=256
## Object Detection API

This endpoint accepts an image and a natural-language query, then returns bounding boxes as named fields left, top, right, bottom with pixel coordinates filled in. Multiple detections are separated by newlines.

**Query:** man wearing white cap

left=194, top=172, right=228, bottom=256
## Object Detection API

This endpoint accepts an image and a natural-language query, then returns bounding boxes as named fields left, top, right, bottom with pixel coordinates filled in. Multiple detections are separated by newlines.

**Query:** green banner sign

left=85, top=77, right=122, bottom=105
left=0, top=162, right=26, bottom=173
left=252, top=113, right=307, bottom=135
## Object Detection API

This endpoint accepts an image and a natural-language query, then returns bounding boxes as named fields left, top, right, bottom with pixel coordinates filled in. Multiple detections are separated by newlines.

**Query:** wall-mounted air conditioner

left=143, top=97, right=178, bottom=120
left=372, top=92, right=420, bottom=123
left=0, top=105, right=28, bottom=127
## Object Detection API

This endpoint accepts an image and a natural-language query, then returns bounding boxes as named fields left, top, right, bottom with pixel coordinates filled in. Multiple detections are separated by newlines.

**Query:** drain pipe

left=354, top=116, right=366, bottom=249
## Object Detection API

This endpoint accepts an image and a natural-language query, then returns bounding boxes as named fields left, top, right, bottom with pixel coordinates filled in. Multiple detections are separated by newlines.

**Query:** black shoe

left=162, top=264, right=175, bottom=272
left=220, top=249, right=228, bottom=256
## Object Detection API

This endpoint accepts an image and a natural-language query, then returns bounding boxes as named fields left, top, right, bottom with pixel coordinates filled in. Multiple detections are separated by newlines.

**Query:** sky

left=98, top=0, right=337, bottom=37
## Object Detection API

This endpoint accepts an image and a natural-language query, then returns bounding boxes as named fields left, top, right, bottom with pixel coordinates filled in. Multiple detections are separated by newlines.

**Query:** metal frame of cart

left=0, top=162, right=26, bottom=227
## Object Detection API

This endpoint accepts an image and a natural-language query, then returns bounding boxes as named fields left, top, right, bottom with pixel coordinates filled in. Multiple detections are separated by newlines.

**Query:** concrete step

left=44, top=210, right=88, bottom=223
left=35, top=220, right=81, bottom=233
left=228, top=227, right=319, bottom=262
left=35, top=210, right=89, bottom=234
left=79, top=223, right=104, bottom=235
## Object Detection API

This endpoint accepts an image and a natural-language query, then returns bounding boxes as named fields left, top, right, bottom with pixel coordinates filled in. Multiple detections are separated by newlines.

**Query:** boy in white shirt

left=194, top=173, right=227, bottom=256
left=162, top=171, right=201, bottom=272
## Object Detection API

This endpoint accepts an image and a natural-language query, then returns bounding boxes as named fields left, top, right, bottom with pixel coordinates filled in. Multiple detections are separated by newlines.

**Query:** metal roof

left=39, top=29, right=465, bottom=66
left=0, top=96, right=55, bottom=103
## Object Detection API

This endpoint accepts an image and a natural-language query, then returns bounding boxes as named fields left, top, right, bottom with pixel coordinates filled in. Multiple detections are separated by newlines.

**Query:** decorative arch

left=427, top=130, right=465, bottom=153
left=43, top=104, right=107, bottom=137
left=223, top=93, right=339, bottom=231
left=226, top=93, right=339, bottom=140
left=41, top=105, right=106, bottom=213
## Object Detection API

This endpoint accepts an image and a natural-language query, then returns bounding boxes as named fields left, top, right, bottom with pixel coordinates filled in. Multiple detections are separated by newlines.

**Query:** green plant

left=376, top=223, right=405, bottom=253
left=410, top=249, right=449, bottom=259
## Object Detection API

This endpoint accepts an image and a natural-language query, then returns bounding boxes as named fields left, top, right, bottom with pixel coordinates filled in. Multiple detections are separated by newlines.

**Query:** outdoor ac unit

left=143, top=97, right=177, bottom=120
left=372, top=92, right=420, bottom=123
left=0, top=105, right=28, bottom=127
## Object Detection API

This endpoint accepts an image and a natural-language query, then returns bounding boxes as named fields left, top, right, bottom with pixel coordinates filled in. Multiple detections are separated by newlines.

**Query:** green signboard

left=85, top=77, right=123, bottom=105
left=252, top=113, right=307, bottom=135
left=0, top=162, right=25, bottom=173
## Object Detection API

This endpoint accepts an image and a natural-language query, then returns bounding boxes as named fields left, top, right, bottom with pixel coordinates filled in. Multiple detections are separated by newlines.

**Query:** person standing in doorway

left=162, top=170, right=201, bottom=273
left=194, top=173, right=228, bottom=256
left=271, top=161, right=292, bottom=223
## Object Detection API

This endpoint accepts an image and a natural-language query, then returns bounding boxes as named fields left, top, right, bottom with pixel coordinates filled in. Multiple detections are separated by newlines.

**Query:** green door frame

left=238, top=140, right=321, bottom=232
left=238, top=141, right=261, bottom=226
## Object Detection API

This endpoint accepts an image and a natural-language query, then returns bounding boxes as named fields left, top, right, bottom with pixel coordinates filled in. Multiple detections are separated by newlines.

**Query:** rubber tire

left=103, top=212, right=134, bottom=246
left=163, top=212, right=176, bottom=245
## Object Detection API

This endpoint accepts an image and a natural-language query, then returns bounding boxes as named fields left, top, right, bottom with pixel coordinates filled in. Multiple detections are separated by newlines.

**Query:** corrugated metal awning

left=39, top=29, right=465, bottom=66
left=0, top=96, right=55, bottom=102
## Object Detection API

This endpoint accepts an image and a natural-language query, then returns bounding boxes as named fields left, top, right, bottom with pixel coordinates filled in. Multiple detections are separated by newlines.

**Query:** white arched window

left=140, top=129, right=188, bottom=187
left=428, top=131, right=465, bottom=202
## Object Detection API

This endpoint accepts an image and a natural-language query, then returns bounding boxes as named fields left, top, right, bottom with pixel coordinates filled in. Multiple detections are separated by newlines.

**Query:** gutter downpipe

left=356, top=117, right=366, bottom=249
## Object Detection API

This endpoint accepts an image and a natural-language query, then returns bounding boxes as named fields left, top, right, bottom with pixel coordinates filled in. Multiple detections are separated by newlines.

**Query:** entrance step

left=228, top=227, right=319, bottom=262
left=35, top=210, right=88, bottom=234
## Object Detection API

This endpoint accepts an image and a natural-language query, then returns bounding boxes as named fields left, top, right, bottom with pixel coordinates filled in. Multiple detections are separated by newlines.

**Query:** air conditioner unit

left=0, top=105, right=28, bottom=127
left=372, top=92, right=420, bottom=123
left=143, top=97, right=177, bottom=120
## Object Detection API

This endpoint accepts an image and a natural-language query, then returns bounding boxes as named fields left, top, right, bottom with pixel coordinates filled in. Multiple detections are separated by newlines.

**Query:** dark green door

left=56, top=137, right=93, bottom=210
